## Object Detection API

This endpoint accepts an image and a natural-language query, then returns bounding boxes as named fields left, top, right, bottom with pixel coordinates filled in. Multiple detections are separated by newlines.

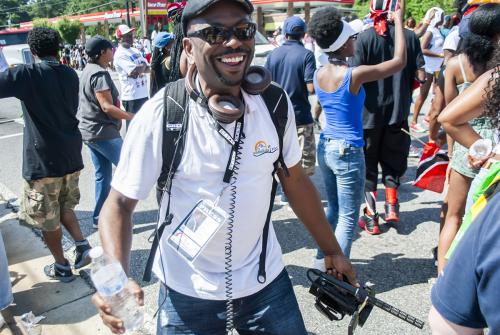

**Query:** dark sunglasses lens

left=234, top=23, right=256, bottom=40
left=203, top=27, right=226, bottom=44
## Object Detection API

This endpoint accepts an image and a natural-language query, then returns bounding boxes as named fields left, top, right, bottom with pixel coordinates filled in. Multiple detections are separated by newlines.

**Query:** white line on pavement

left=0, top=132, right=23, bottom=140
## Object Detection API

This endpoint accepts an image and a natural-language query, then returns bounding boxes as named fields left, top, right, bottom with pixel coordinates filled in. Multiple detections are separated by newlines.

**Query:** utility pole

left=139, top=0, right=147, bottom=38
left=125, top=0, right=131, bottom=27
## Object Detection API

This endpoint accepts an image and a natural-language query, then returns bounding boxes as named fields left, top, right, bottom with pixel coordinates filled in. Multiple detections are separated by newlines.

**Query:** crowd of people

left=0, top=0, right=499, bottom=333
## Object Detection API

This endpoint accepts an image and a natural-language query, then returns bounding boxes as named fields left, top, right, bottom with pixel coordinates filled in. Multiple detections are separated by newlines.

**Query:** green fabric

left=446, top=161, right=500, bottom=259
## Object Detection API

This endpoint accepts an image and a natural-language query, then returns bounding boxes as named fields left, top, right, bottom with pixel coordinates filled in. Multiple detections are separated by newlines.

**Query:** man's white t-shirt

left=142, top=38, right=152, bottom=55
left=113, top=45, right=149, bottom=101
left=0, top=48, right=8, bottom=72
left=424, top=27, right=445, bottom=74
left=112, top=86, right=302, bottom=300
left=443, top=26, right=460, bottom=53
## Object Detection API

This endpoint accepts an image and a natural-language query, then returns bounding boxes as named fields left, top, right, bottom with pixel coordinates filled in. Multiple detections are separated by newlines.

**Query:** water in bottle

left=89, top=246, right=143, bottom=332
left=469, top=139, right=493, bottom=160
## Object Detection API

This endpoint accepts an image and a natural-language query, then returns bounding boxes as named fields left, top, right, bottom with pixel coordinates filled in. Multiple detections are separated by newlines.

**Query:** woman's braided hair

left=168, top=8, right=185, bottom=82
left=484, top=46, right=499, bottom=131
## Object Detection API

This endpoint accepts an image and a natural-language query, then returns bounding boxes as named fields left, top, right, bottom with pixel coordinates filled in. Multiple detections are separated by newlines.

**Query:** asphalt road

left=0, top=71, right=440, bottom=335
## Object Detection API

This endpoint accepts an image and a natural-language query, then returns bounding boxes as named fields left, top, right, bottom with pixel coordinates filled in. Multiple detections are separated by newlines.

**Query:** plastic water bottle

left=469, top=139, right=493, bottom=160
left=89, top=247, right=143, bottom=332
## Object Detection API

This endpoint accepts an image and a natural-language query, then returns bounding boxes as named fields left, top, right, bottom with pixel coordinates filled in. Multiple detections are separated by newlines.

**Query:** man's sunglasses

left=187, top=22, right=256, bottom=44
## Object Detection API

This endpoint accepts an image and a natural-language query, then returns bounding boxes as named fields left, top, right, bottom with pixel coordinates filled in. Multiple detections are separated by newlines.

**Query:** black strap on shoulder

left=143, top=79, right=189, bottom=282
left=157, top=78, right=189, bottom=191
left=257, top=82, right=289, bottom=284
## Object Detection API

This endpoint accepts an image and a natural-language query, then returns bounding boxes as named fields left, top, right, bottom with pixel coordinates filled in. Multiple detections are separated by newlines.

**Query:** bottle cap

left=89, top=246, right=104, bottom=259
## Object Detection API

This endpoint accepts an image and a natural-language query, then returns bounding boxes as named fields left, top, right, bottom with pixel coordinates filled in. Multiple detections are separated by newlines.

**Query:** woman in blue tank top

left=308, top=5, right=407, bottom=262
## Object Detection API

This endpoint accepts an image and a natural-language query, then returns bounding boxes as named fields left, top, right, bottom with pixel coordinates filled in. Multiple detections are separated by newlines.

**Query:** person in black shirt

left=0, top=28, right=91, bottom=282
left=149, top=32, right=175, bottom=96
left=351, top=16, right=425, bottom=233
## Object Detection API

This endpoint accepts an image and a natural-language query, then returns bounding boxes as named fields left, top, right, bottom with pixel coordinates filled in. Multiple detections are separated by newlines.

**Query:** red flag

left=413, top=142, right=449, bottom=193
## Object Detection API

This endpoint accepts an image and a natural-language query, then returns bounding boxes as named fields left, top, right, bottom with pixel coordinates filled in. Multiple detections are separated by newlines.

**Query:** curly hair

left=27, top=27, right=61, bottom=58
left=461, top=4, right=500, bottom=73
left=308, top=7, right=344, bottom=50
left=484, top=47, right=499, bottom=131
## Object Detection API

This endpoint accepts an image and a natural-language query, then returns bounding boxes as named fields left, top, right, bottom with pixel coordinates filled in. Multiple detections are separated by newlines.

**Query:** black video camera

left=307, top=269, right=424, bottom=335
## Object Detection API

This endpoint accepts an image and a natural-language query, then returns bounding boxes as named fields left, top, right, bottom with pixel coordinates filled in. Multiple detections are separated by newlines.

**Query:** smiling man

left=92, top=0, right=357, bottom=334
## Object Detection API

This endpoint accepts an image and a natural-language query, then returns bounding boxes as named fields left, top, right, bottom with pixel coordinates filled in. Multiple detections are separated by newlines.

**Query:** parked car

left=2, top=44, right=34, bottom=67
left=253, top=31, right=276, bottom=66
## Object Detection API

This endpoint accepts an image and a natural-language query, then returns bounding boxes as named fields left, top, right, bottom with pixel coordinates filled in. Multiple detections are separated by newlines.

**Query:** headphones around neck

left=185, top=64, right=272, bottom=124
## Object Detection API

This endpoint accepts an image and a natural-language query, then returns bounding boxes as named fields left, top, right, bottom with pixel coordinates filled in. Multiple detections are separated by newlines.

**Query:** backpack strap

left=257, top=82, right=290, bottom=283
left=143, top=79, right=189, bottom=282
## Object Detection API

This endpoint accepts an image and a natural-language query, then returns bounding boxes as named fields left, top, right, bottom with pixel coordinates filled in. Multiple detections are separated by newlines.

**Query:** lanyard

left=209, top=113, right=244, bottom=184
left=194, top=83, right=245, bottom=184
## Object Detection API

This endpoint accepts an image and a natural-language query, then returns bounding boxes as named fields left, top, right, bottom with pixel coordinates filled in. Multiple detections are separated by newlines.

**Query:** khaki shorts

left=297, top=124, right=316, bottom=176
left=19, top=171, right=81, bottom=232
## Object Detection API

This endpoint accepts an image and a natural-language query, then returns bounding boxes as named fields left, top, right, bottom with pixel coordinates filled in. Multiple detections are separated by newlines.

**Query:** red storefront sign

left=147, top=0, right=168, bottom=15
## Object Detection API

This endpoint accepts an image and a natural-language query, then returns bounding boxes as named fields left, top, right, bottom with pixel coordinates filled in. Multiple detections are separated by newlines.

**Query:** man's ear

left=182, top=37, right=195, bottom=65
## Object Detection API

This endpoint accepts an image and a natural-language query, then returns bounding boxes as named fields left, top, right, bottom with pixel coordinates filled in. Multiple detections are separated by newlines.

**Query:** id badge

left=167, top=199, right=228, bottom=262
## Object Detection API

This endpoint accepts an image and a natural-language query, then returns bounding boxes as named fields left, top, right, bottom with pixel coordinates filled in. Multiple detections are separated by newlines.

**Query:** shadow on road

left=129, top=248, right=159, bottom=288
left=351, top=253, right=435, bottom=294
left=286, top=252, right=435, bottom=295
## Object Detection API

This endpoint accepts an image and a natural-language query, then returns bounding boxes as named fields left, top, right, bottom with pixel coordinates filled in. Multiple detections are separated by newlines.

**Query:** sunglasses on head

left=187, top=22, right=256, bottom=45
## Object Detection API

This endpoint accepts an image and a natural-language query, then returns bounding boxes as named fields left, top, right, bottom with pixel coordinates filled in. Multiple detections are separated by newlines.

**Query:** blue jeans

left=316, top=138, right=365, bottom=259
left=156, top=269, right=307, bottom=335
left=86, top=137, right=123, bottom=224
left=0, top=232, right=12, bottom=310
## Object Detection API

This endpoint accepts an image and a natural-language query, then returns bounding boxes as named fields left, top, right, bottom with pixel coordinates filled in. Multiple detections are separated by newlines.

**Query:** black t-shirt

left=351, top=26, right=425, bottom=129
left=0, top=62, right=83, bottom=180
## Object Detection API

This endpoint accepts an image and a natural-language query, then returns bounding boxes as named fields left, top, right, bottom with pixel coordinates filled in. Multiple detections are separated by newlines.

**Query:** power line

left=0, top=0, right=70, bottom=14
left=66, top=0, right=120, bottom=16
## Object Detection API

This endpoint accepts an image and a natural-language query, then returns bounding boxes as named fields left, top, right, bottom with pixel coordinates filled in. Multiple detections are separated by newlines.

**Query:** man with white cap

left=113, top=24, right=150, bottom=128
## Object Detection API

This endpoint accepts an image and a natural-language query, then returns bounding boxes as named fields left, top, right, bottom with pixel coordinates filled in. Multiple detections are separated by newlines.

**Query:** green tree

left=352, top=0, right=458, bottom=21
left=65, top=0, right=122, bottom=15
left=32, top=17, right=54, bottom=28
left=27, top=0, right=67, bottom=21
left=56, top=17, right=82, bottom=44
left=0, top=0, right=31, bottom=27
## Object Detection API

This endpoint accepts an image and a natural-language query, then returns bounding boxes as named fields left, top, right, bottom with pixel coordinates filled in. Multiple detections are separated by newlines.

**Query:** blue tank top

left=314, top=67, right=366, bottom=147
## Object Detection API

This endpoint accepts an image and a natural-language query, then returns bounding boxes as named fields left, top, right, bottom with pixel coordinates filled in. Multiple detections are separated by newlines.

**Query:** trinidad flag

left=413, top=142, right=449, bottom=193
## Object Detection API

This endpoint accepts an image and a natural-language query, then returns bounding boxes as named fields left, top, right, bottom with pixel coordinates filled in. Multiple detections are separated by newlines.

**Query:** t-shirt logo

left=253, top=141, right=277, bottom=157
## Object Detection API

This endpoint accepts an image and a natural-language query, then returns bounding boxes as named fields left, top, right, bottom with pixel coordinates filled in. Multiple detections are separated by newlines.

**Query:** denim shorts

left=156, top=269, right=307, bottom=335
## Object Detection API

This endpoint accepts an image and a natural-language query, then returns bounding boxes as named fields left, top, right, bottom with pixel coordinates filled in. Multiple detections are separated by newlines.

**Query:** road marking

left=0, top=132, right=23, bottom=140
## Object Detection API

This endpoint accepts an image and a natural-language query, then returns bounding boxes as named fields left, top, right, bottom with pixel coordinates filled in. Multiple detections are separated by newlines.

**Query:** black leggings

left=363, top=122, right=411, bottom=192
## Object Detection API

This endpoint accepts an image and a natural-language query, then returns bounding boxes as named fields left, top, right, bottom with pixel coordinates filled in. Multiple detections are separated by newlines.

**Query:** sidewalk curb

left=0, top=184, right=100, bottom=335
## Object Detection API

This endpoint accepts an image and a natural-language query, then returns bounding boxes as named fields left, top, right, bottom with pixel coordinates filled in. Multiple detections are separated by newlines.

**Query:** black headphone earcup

left=242, top=66, right=272, bottom=95
left=208, top=95, right=245, bottom=124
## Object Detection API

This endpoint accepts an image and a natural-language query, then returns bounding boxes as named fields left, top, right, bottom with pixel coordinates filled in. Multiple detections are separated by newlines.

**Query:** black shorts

left=123, top=97, right=148, bottom=115
left=363, top=122, right=411, bottom=192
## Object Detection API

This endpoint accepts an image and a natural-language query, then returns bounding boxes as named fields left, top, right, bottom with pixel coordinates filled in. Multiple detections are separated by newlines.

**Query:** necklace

left=40, top=57, right=60, bottom=65
left=328, top=56, right=348, bottom=66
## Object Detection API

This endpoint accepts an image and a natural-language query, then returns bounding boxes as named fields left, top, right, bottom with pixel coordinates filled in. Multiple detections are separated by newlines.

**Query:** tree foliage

left=353, top=0, right=459, bottom=21
left=32, top=17, right=54, bottom=28
left=56, top=17, right=82, bottom=44
left=64, top=0, right=122, bottom=16
left=0, top=0, right=31, bottom=28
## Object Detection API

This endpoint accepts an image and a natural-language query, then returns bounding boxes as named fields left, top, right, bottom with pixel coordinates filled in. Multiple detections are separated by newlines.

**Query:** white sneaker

left=312, top=257, right=326, bottom=272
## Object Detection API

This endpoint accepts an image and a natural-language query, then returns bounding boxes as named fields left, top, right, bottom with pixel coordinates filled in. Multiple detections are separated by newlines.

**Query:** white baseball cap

left=115, top=24, right=136, bottom=39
